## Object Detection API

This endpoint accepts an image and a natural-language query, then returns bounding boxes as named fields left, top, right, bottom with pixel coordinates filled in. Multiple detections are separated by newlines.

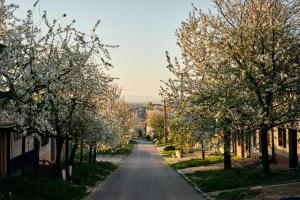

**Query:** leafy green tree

left=147, top=110, right=164, bottom=138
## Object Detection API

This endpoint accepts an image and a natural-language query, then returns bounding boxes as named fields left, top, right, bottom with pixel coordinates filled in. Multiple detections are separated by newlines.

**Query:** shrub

left=163, top=145, right=176, bottom=151
left=155, top=140, right=161, bottom=145
left=159, top=136, right=165, bottom=144
left=145, top=135, right=151, bottom=140
left=128, top=139, right=137, bottom=144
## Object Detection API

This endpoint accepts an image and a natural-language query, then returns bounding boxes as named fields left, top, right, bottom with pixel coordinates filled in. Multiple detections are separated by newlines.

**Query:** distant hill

left=125, top=95, right=161, bottom=104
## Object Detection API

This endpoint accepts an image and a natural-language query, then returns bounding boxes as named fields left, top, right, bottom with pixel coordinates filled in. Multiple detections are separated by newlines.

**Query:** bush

left=159, top=136, right=166, bottom=144
left=163, top=145, right=176, bottom=151
left=128, top=139, right=137, bottom=144
left=145, top=135, right=151, bottom=140
left=155, top=140, right=161, bottom=145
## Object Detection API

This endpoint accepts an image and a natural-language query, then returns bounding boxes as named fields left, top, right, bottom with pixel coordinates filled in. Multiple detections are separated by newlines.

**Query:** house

left=267, top=126, right=300, bottom=167
left=0, top=111, right=69, bottom=178
left=232, top=124, right=300, bottom=168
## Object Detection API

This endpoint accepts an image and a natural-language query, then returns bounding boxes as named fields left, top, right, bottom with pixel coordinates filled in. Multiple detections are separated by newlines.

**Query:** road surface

left=87, top=139, right=203, bottom=200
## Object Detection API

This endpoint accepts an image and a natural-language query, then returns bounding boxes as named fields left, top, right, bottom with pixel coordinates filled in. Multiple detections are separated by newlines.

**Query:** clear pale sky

left=8, top=0, right=212, bottom=101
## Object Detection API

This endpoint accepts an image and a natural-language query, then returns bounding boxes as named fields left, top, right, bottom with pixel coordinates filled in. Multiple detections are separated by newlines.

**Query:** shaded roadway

left=87, top=139, right=203, bottom=200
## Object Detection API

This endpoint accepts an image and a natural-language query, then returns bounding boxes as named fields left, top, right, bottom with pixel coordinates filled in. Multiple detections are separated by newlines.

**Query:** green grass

left=0, top=161, right=118, bottom=200
left=155, top=142, right=174, bottom=147
left=187, top=168, right=300, bottom=192
left=71, top=161, right=118, bottom=186
left=0, top=176, right=86, bottom=200
left=216, top=189, right=248, bottom=200
left=162, top=150, right=176, bottom=157
left=98, top=143, right=134, bottom=156
left=75, top=152, right=89, bottom=161
left=170, top=156, right=224, bottom=169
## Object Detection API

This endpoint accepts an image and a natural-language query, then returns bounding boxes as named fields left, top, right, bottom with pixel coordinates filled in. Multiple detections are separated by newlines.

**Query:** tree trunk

left=224, top=130, right=232, bottom=170
left=260, top=127, right=270, bottom=173
left=247, top=132, right=251, bottom=157
left=65, top=139, right=69, bottom=180
left=88, top=144, right=93, bottom=164
left=79, top=140, right=84, bottom=164
left=33, top=137, right=40, bottom=177
left=271, top=128, right=275, bottom=161
left=241, top=131, right=245, bottom=158
left=233, top=133, right=237, bottom=156
left=55, top=137, right=64, bottom=177
left=69, top=140, right=78, bottom=166
left=93, top=145, right=97, bottom=163
left=201, top=141, right=205, bottom=160
left=288, top=129, right=298, bottom=169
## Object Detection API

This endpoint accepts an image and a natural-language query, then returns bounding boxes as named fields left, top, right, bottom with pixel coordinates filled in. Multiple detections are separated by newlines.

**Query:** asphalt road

left=86, top=139, right=203, bottom=200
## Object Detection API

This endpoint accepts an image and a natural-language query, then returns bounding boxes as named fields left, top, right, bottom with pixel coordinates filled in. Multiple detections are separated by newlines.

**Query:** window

left=13, top=132, right=22, bottom=140
left=278, top=128, right=283, bottom=146
left=278, top=128, right=287, bottom=148
left=283, top=129, right=287, bottom=148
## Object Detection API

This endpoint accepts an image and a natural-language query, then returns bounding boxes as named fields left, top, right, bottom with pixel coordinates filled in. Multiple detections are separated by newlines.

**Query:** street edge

left=84, top=152, right=131, bottom=199
left=177, top=169, right=214, bottom=200
left=155, top=145, right=213, bottom=200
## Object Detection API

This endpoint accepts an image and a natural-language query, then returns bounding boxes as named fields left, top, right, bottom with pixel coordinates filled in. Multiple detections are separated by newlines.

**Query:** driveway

left=86, top=139, right=203, bottom=200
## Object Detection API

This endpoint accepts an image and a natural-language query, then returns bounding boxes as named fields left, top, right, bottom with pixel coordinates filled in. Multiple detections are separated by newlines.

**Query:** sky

left=8, top=0, right=212, bottom=102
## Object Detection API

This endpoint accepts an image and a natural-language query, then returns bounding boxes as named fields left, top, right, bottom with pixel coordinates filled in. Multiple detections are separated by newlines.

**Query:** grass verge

left=162, top=150, right=176, bottom=157
left=155, top=142, right=174, bottom=147
left=98, top=143, right=134, bottom=156
left=187, top=167, right=300, bottom=193
left=216, top=189, right=248, bottom=200
left=72, top=161, right=118, bottom=186
left=171, top=156, right=224, bottom=169
left=0, top=176, right=86, bottom=200
left=0, top=161, right=118, bottom=200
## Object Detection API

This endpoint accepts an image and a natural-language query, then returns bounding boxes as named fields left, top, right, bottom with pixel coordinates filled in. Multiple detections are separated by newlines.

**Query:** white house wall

left=10, top=134, right=54, bottom=162
left=271, top=127, right=300, bottom=159
left=10, top=135, right=34, bottom=159
left=39, top=139, right=52, bottom=162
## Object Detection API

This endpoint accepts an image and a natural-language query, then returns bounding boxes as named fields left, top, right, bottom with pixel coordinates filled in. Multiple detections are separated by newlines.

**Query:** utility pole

left=163, top=99, right=168, bottom=143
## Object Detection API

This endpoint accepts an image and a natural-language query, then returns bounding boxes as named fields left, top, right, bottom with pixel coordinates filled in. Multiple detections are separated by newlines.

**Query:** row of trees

left=161, top=0, right=300, bottom=173
left=0, top=1, right=134, bottom=177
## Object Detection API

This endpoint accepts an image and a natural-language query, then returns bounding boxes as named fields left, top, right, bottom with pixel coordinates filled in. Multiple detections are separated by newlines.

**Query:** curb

left=177, top=169, right=214, bottom=200
left=155, top=145, right=211, bottom=200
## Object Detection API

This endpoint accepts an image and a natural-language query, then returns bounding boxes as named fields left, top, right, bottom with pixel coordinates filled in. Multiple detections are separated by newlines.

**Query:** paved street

left=87, top=139, right=203, bottom=200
